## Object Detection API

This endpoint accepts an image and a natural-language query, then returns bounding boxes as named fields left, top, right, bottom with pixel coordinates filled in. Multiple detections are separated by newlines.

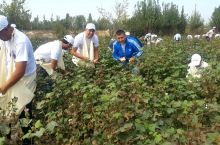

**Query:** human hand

left=119, top=57, right=126, bottom=62
left=93, top=59, right=99, bottom=64
left=83, top=57, right=90, bottom=62
left=129, top=57, right=135, bottom=64
left=0, top=86, right=7, bottom=95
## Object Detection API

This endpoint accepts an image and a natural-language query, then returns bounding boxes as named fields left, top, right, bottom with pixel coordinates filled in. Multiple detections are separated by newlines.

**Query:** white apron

left=72, top=37, right=95, bottom=68
left=0, top=41, right=36, bottom=117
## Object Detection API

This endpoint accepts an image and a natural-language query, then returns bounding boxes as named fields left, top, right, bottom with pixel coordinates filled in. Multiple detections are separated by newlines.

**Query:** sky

left=2, top=0, right=220, bottom=23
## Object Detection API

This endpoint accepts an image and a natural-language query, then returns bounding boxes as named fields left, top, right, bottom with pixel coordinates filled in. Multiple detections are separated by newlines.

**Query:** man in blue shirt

left=112, top=29, right=142, bottom=63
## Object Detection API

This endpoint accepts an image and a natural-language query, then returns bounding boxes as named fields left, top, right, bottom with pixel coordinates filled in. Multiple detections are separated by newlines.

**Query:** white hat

left=191, top=54, right=202, bottom=66
left=10, top=24, right=16, bottom=28
left=0, top=15, right=8, bottom=31
left=64, top=35, right=74, bottom=45
left=125, top=32, right=130, bottom=36
left=213, top=26, right=216, bottom=29
left=86, top=23, right=96, bottom=30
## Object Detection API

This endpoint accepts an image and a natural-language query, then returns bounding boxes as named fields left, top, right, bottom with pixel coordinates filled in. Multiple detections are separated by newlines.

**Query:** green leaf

left=32, top=128, right=46, bottom=138
left=0, top=137, right=5, bottom=145
left=35, top=120, right=43, bottom=129
left=154, top=134, right=162, bottom=143
left=0, top=124, right=10, bottom=135
left=46, top=121, right=58, bottom=133
left=207, top=132, right=219, bottom=143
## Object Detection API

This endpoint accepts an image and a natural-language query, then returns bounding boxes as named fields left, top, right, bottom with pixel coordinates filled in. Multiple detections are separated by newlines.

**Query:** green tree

left=87, top=13, right=93, bottom=23
left=0, top=0, right=31, bottom=30
left=188, top=7, right=204, bottom=34
left=72, top=15, right=86, bottom=31
left=210, top=5, right=220, bottom=30
left=177, top=6, right=187, bottom=34
left=161, top=2, right=179, bottom=34
left=127, top=0, right=162, bottom=36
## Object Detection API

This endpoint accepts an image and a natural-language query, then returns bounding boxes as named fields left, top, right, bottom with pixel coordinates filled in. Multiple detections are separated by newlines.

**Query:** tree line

left=0, top=0, right=220, bottom=37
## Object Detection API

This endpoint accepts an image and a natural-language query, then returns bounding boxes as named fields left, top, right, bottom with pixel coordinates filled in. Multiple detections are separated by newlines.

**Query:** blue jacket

left=112, top=37, right=141, bottom=62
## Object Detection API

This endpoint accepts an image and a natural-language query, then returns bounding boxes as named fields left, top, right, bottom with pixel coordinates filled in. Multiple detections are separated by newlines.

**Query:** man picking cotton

left=0, top=15, right=36, bottom=144
left=34, top=35, right=74, bottom=75
left=71, top=23, right=99, bottom=68
left=187, top=54, right=208, bottom=78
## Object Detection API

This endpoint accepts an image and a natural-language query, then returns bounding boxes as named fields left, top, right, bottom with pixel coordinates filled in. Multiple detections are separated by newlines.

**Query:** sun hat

left=191, top=54, right=202, bottom=66
left=0, top=15, right=8, bottom=31
left=64, top=35, right=74, bottom=45
left=86, top=23, right=96, bottom=30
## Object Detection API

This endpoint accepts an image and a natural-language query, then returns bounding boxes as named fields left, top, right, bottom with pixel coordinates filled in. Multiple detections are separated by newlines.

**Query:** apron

left=72, top=36, right=95, bottom=68
left=0, top=39, right=36, bottom=118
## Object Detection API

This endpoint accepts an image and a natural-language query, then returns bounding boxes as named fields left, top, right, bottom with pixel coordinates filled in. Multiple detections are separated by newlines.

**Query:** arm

left=112, top=46, right=120, bottom=61
left=0, top=61, right=26, bottom=94
left=70, top=48, right=89, bottom=61
left=93, top=47, right=99, bottom=64
left=50, top=59, right=58, bottom=70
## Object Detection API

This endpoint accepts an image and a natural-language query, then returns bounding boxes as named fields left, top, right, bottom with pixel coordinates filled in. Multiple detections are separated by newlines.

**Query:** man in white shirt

left=206, top=27, right=216, bottom=41
left=0, top=15, right=36, bottom=144
left=174, top=33, right=181, bottom=41
left=187, top=54, right=208, bottom=78
left=34, top=35, right=74, bottom=75
left=71, top=23, right=99, bottom=67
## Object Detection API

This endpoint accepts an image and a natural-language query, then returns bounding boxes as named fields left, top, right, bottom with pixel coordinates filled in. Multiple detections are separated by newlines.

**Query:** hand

left=0, top=86, right=7, bottom=95
left=119, top=57, right=126, bottom=62
left=129, top=57, right=135, bottom=64
left=93, top=59, right=98, bottom=64
left=83, top=57, right=90, bottom=62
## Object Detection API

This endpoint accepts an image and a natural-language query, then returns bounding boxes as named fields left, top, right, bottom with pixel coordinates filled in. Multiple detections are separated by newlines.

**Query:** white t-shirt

left=5, top=28, right=36, bottom=76
left=73, top=32, right=99, bottom=53
left=34, top=40, right=62, bottom=62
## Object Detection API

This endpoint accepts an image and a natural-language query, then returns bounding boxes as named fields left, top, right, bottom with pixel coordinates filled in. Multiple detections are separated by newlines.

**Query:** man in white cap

left=34, top=35, right=74, bottom=75
left=187, top=53, right=208, bottom=78
left=0, top=15, right=36, bottom=144
left=206, top=26, right=216, bottom=41
left=71, top=23, right=99, bottom=67
left=174, top=33, right=181, bottom=41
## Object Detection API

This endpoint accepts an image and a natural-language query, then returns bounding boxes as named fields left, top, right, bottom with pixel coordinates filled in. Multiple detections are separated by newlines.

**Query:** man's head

left=116, top=29, right=126, bottom=44
left=0, top=15, right=13, bottom=41
left=62, top=35, right=74, bottom=50
left=85, top=23, right=96, bottom=39
left=191, top=54, right=202, bottom=67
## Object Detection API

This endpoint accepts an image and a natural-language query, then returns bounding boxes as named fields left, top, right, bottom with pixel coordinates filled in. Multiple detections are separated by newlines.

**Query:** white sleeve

left=73, top=34, right=81, bottom=49
left=50, top=45, right=61, bottom=60
left=14, top=43, right=29, bottom=62
left=93, top=35, right=99, bottom=48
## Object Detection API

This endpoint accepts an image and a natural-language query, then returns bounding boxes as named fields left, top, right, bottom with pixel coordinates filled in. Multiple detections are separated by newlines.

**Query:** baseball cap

left=191, top=54, right=202, bottom=66
left=125, top=32, right=130, bottom=36
left=0, top=15, right=8, bottom=31
left=86, top=23, right=96, bottom=30
left=64, top=35, right=74, bottom=45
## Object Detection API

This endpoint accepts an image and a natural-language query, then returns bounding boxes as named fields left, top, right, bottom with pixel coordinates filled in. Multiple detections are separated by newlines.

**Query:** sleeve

left=132, top=44, right=140, bottom=58
left=93, top=35, right=99, bottom=48
left=112, top=45, right=120, bottom=61
left=14, top=43, right=29, bottom=62
left=50, top=44, right=61, bottom=60
left=73, top=34, right=81, bottom=49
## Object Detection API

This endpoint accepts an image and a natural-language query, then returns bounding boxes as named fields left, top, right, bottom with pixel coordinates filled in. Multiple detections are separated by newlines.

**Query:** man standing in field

left=71, top=23, right=99, bottom=67
left=34, top=35, right=74, bottom=75
left=0, top=15, right=36, bottom=144
left=112, top=29, right=142, bottom=64
left=206, top=26, right=216, bottom=41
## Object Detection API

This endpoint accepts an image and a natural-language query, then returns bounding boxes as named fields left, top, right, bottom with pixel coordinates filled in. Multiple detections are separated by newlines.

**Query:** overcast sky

left=2, top=0, right=220, bottom=23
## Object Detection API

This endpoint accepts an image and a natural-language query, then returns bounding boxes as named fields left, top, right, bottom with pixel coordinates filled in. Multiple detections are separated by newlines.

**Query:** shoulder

left=75, top=32, right=84, bottom=40
left=14, top=29, right=30, bottom=43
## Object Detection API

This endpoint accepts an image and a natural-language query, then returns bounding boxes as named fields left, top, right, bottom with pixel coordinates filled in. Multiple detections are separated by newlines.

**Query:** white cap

left=64, top=35, right=74, bottom=45
left=10, top=24, right=16, bottom=28
left=213, top=26, right=216, bottom=29
left=125, top=32, right=130, bottom=36
left=86, top=23, right=96, bottom=30
left=191, top=54, right=202, bottom=66
left=0, top=15, right=8, bottom=31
